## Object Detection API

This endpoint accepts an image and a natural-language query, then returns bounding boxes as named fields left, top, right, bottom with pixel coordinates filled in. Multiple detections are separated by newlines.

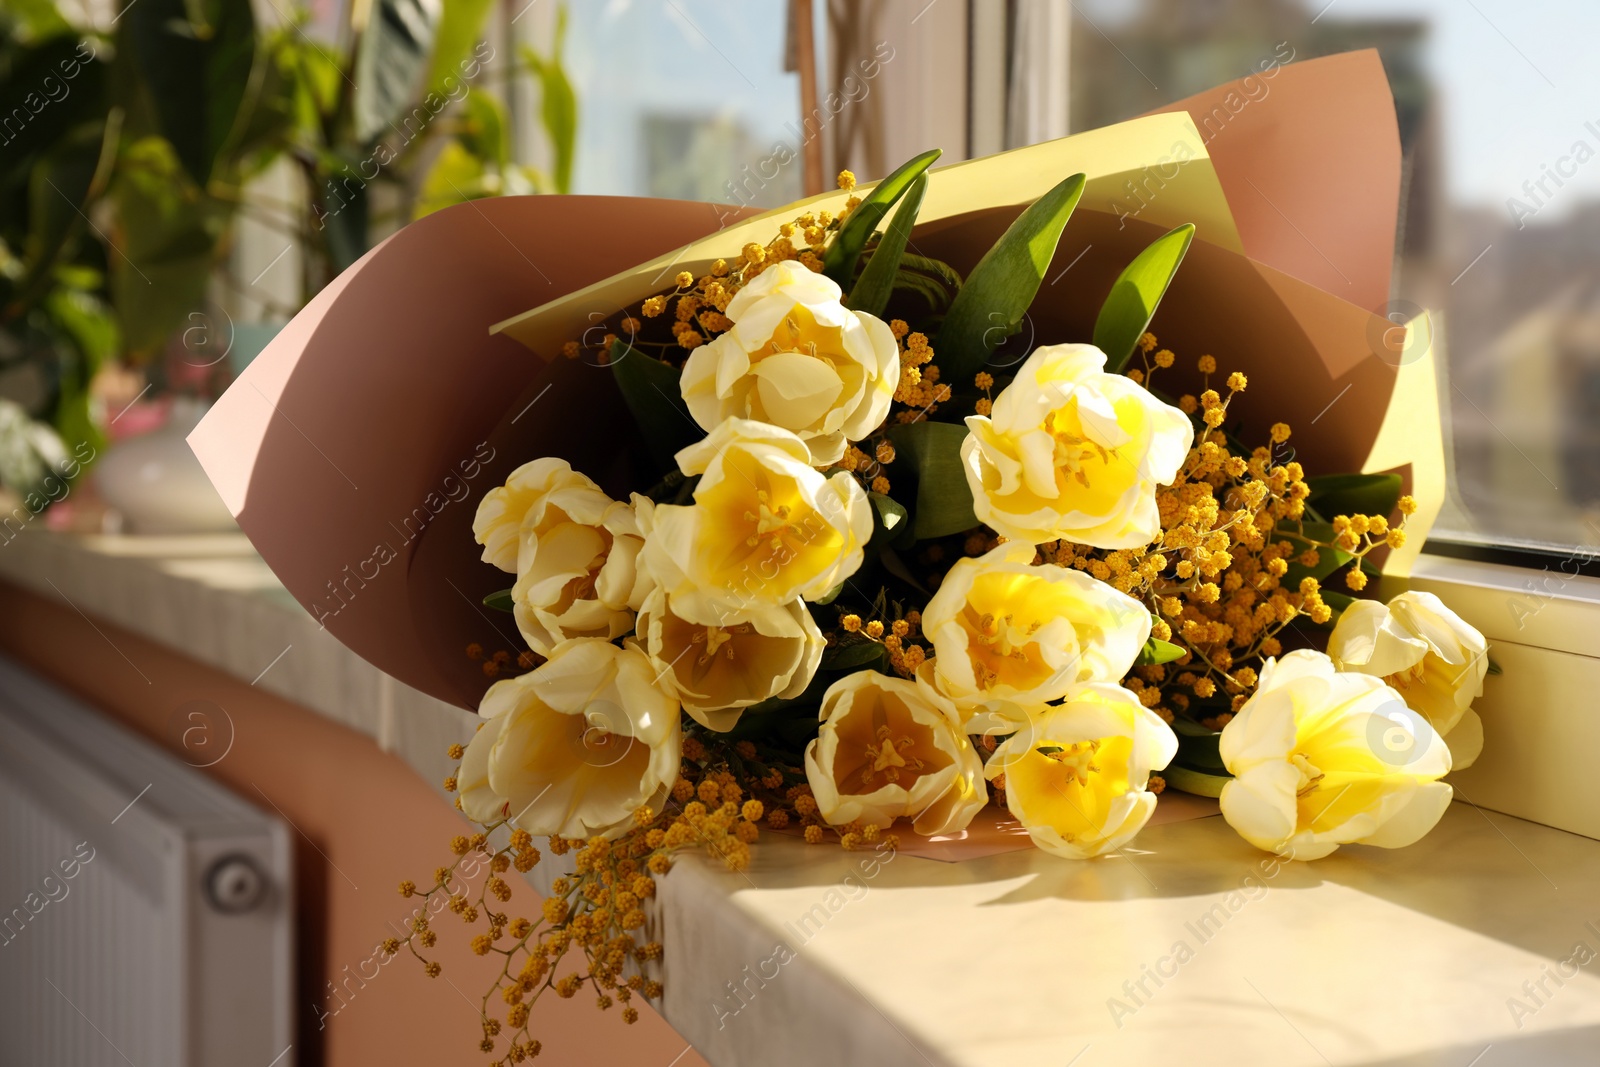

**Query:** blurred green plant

left=0, top=0, right=576, bottom=488
left=0, top=8, right=118, bottom=479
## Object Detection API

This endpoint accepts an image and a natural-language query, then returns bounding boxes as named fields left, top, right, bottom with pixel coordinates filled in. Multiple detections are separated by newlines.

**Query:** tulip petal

left=1361, top=781, right=1453, bottom=849
left=457, top=712, right=509, bottom=822
left=1219, top=761, right=1301, bottom=853
left=1444, top=708, right=1484, bottom=770
left=750, top=351, right=845, bottom=431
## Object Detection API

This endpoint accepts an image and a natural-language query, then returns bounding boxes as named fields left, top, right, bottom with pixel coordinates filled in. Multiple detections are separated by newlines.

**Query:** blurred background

left=0, top=1, right=1595, bottom=1064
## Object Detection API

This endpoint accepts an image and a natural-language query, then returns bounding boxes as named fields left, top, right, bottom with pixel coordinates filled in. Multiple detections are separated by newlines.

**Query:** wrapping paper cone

left=191, top=50, right=1440, bottom=711
left=1147, top=48, right=1401, bottom=313
left=189, top=198, right=760, bottom=708
left=1146, top=49, right=1439, bottom=576
left=491, top=108, right=1241, bottom=353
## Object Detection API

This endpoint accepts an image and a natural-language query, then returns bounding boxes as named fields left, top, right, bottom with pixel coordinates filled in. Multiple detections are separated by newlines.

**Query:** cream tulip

left=1218, top=649, right=1453, bottom=861
left=921, top=540, right=1150, bottom=717
left=1327, top=591, right=1487, bottom=769
left=803, top=670, right=987, bottom=836
left=960, top=343, right=1192, bottom=548
left=680, top=260, right=899, bottom=465
left=473, top=456, right=592, bottom=574
left=636, top=588, right=824, bottom=732
left=985, top=684, right=1177, bottom=859
left=456, top=638, right=680, bottom=839
left=642, top=418, right=872, bottom=621
left=473, top=458, right=650, bottom=657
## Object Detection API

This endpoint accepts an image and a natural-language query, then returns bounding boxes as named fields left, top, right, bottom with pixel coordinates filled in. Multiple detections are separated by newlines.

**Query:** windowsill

left=7, top=528, right=1600, bottom=1065
left=0, top=527, right=475, bottom=795
left=1406, top=551, right=1600, bottom=841
left=1410, top=550, right=1600, bottom=659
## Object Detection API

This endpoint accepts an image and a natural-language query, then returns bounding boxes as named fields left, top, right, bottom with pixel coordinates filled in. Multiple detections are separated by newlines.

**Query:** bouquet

left=193, top=51, right=1492, bottom=1064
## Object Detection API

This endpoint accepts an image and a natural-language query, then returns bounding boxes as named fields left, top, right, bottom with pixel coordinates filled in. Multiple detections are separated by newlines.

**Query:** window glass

left=1072, top=0, right=1600, bottom=553
left=557, top=1, right=803, bottom=208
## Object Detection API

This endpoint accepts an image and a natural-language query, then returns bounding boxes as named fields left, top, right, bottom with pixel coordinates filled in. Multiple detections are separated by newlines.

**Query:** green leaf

left=352, top=0, right=440, bottom=146
left=865, top=490, right=913, bottom=559
left=821, top=148, right=941, bottom=288
left=520, top=8, right=576, bottom=194
left=272, top=26, right=342, bottom=138
left=9, top=113, right=119, bottom=318
left=1279, top=521, right=1354, bottom=587
left=1321, top=589, right=1357, bottom=617
left=868, top=489, right=907, bottom=533
left=608, top=339, right=700, bottom=474
left=812, top=581, right=845, bottom=606
left=821, top=640, right=888, bottom=672
left=413, top=138, right=487, bottom=219
left=0, top=36, right=109, bottom=205
left=878, top=547, right=928, bottom=593
left=1135, top=636, right=1186, bottom=665
left=460, top=88, right=510, bottom=167
left=42, top=284, right=115, bottom=466
left=1095, top=223, right=1195, bottom=373
left=107, top=136, right=229, bottom=356
left=899, top=253, right=964, bottom=293
left=732, top=669, right=836, bottom=734
left=124, top=0, right=258, bottom=185
left=1304, top=472, right=1403, bottom=521
left=1486, top=656, right=1502, bottom=676
left=885, top=420, right=977, bottom=539
left=847, top=172, right=926, bottom=317
left=483, top=587, right=514, bottom=612
left=1161, top=762, right=1231, bottom=799
left=8, top=0, right=73, bottom=43
left=423, top=0, right=493, bottom=103
left=0, top=398, right=71, bottom=501
left=1170, top=716, right=1225, bottom=771
left=314, top=147, right=372, bottom=273
left=221, top=22, right=297, bottom=157
left=934, top=172, right=1086, bottom=382
left=890, top=270, right=948, bottom=312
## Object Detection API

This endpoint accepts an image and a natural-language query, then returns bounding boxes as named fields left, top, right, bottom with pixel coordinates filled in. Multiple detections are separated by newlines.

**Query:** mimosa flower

left=804, top=670, right=986, bottom=836
left=1326, top=591, right=1487, bottom=769
left=921, top=540, right=1150, bottom=716
left=456, top=638, right=680, bottom=840
left=635, top=588, right=824, bottom=731
left=985, top=684, right=1177, bottom=859
left=960, top=343, right=1192, bottom=548
left=680, top=259, right=899, bottom=465
left=642, top=418, right=871, bottom=621
left=1219, top=649, right=1453, bottom=861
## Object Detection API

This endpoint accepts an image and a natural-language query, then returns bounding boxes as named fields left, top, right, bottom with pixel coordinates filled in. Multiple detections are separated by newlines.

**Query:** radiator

left=0, top=654, right=294, bottom=1066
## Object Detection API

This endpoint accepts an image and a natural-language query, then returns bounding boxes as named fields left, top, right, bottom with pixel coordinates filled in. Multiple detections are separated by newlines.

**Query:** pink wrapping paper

left=191, top=52, right=1415, bottom=713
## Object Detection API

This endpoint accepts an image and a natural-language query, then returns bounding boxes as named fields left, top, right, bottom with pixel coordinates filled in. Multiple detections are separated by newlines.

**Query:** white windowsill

left=5, top=529, right=1600, bottom=1066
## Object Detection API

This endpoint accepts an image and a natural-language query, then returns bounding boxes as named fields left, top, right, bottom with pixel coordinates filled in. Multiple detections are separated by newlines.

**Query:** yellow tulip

left=473, top=458, right=649, bottom=656
left=642, top=417, right=871, bottom=622
left=680, top=260, right=899, bottom=466
left=1219, top=649, right=1453, bottom=861
left=921, top=540, right=1151, bottom=719
left=1327, top=591, right=1487, bottom=769
left=985, top=684, right=1177, bottom=859
left=635, top=588, right=824, bottom=731
left=803, top=670, right=987, bottom=836
left=457, top=638, right=680, bottom=839
left=961, top=343, right=1192, bottom=548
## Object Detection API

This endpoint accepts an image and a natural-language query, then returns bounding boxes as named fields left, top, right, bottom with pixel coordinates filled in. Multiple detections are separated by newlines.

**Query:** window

left=534, top=1, right=804, bottom=208
left=1068, top=0, right=1600, bottom=557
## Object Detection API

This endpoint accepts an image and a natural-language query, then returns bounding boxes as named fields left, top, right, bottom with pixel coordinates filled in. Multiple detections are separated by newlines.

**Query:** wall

left=0, top=578, right=708, bottom=1067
